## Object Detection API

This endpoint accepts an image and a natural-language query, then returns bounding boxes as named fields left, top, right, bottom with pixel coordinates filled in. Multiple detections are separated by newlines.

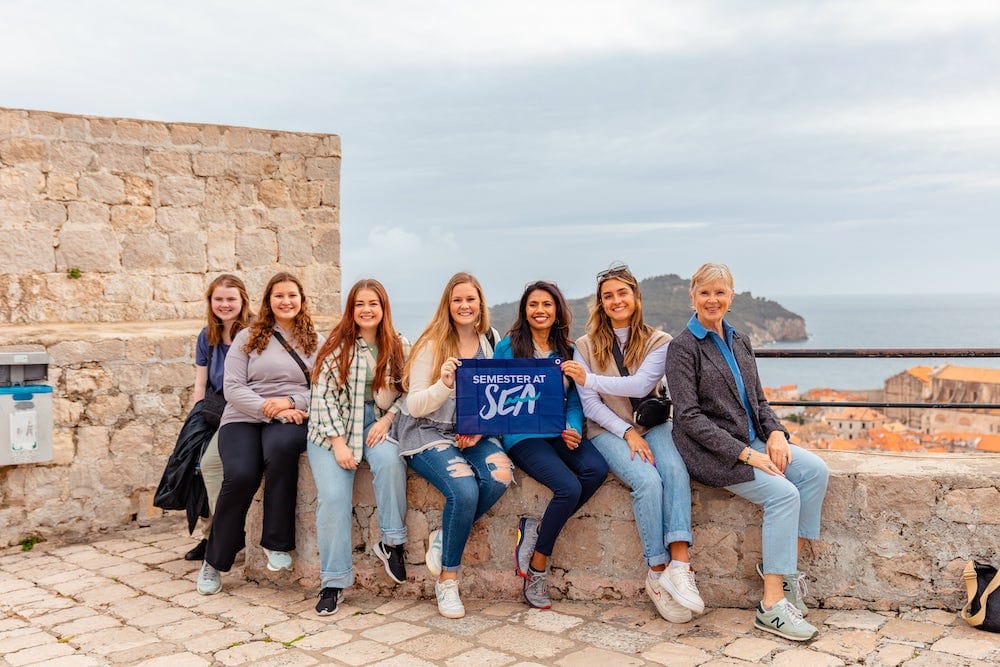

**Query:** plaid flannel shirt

left=308, top=335, right=410, bottom=462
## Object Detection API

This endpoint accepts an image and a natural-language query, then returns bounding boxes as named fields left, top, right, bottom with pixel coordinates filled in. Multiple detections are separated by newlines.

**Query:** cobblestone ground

left=2, top=520, right=999, bottom=666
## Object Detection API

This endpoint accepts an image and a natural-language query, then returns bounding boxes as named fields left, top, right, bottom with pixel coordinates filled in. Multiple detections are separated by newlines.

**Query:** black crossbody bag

left=272, top=330, right=311, bottom=385
left=610, top=342, right=672, bottom=428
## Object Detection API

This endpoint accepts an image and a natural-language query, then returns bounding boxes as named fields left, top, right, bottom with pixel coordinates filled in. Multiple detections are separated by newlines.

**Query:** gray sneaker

left=514, top=517, right=540, bottom=578
left=754, top=599, right=818, bottom=642
left=756, top=563, right=809, bottom=616
left=523, top=568, right=551, bottom=609
left=197, top=560, right=222, bottom=595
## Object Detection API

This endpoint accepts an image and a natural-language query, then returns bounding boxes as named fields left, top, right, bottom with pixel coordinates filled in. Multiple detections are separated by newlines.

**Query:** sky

left=3, top=0, right=1000, bottom=326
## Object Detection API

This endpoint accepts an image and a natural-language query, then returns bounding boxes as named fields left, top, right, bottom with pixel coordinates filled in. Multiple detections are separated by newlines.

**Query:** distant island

left=489, top=273, right=807, bottom=346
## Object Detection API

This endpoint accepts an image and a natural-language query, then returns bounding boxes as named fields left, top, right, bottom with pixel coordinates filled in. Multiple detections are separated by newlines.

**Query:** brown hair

left=243, top=272, right=318, bottom=356
left=403, top=272, right=490, bottom=388
left=204, top=274, right=252, bottom=346
left=585, top=264, right=654, bottom=369
left=312, top=278, right=404, bottom=392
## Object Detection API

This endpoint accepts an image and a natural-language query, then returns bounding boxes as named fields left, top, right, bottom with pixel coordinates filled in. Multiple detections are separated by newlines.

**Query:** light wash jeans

left=725, top=440, right=829, bottom=575
left=591, top=421, right=692, bottom=567
left=307, top=402, right=408, bottom=590
left=406, top=437, right=511, bottom=571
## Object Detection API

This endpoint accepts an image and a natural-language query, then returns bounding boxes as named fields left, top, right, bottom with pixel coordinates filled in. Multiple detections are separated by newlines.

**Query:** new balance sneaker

left=315, top=587, right=343, bottom=616
left=523, top=567, right=551, bottom=609
left=754, top=599, right=819, bottom=642
left=644, top=572, right=692, bottom=623
left=184, top=538, right=207, bottom=561
left=425, top=529, right=443, bottom=577
left=263, top=548, right=293, bottom=572
left=659, top=563, right=705, bottom=615
left=197, top=560, right=222, bottom=595
left=514, top=517, right=540, bottom=578
left=374, top=542, right=407, bottom=584
left=435, top=579, right=465, bottom=619
left=756, top=563, right=809, bottom=616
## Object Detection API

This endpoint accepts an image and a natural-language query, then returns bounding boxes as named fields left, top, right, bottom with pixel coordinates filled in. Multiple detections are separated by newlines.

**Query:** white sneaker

left=263, top=548, right=293, bottom=572
left=425, top=529, right=443, bottom=577
left=435, top=579, right=465, bottom=619
left=645, top=573, right=692, bottom=623
left=197, top=560, right=222, bottom=595
left=660, top=564, right=705, bottom=615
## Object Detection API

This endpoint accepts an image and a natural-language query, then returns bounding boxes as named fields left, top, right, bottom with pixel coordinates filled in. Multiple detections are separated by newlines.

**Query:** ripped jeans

left=406, top=437, right=512, bottom=571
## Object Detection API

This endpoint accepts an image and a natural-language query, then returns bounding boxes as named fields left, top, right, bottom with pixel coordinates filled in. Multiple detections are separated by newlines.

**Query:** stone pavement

left=2, top=520, right=999, bottom=666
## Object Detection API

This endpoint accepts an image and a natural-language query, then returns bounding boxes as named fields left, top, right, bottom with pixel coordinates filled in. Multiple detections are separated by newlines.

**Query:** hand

left=746, top=447, right=784, bottom=477
left=624, top=428, right=655, bottom=465
left=765, top=431, right=792, bottom=474
left=275, top=408, right=306, bottom=425
left=440, top=357, right=461, bottom=389
left=560, top=360, right=586, bottom=385
left=562, top=427, right=582, bottom=450
left=455, top=433, right=482, bottom=450
left=366, top=414, right=393, bottom=447
left=331, top=437, right=356, bottom=470
left=262, top=397, right=292, bottom=419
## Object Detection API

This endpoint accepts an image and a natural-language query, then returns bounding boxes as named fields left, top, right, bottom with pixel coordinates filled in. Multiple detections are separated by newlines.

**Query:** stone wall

left=244, top=451, right=1000, bottom=612
left=0, top=107, right=341, bottom=543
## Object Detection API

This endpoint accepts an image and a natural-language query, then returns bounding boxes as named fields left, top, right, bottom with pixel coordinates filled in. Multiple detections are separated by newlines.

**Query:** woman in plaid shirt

left=307, top=279, right=411, bottom=616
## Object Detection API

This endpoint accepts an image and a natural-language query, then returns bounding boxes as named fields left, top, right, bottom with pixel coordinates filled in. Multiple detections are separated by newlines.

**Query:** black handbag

left=609, top=342, right=671, bottom=428
left=961, top=560, right=1000, bottom=633
left=200, top=389, right=226, bottom=430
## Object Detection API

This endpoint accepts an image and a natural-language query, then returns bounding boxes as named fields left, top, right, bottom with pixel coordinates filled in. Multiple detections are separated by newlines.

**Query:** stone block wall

left=244, top=452, right=999, bottom=612
left=0, top=107, right=341, bottom=544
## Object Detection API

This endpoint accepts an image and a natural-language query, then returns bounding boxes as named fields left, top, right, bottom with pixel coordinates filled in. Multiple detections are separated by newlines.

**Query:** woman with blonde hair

left=308, top=278, right=411, bottom=616
left=666, top=262, right=828, bottom=641
left=563, top=261, right=704, bottom=623
left=197, top=272, right=322, bottom=595
left=388, top=272, right=513, bottom=619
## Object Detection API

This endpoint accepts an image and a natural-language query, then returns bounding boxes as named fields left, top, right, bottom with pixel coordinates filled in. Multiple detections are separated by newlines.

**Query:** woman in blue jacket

left=493, top=281, right=608, bottom=609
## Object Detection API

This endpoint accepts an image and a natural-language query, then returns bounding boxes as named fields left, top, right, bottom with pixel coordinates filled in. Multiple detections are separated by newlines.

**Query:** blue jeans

left=308, top=402, right=408, bottom=589
left=725, top=441, right=828, bottom=575
left=507, top=436, right=608, bottom=557
left=591, top=421, right=692, bottom=567
left=407, top=437, right=512, bottom=571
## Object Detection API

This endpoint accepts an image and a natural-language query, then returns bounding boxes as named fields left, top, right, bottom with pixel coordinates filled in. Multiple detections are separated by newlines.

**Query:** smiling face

left=525, top=289, right=556, bottom=335
left=210, top=286, right=242, bottom=324
left=353, top=288, right=383, bottom=334
left=270, top=281, right=302, bottom=326
left=449, top=282, right=481, bottom=329
left=600, top=277, right=636, bottom=328
left=691, top=278, right=733, bottom=335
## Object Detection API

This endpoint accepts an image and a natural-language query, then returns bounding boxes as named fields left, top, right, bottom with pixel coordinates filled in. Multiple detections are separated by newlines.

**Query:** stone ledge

left=243, top=451, right=1000, bottom=611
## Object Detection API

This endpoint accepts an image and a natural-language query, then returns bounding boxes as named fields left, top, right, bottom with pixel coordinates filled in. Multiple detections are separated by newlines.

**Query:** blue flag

left=455, top=358, right=566, bottom=435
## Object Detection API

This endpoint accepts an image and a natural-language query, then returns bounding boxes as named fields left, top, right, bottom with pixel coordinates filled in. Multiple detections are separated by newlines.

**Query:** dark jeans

left=507, top=436, right=609, bottom=557
left=206, top=420, right=306, bottom=572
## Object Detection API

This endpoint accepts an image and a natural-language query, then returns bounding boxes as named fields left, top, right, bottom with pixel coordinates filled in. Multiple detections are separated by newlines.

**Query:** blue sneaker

left=754, top=599, right=818, bottom=642
left=197, top=560, right=221, bottom=595
left=263, top=548, right=293, bottom=572
left=756, top=563, right=809, bottom=616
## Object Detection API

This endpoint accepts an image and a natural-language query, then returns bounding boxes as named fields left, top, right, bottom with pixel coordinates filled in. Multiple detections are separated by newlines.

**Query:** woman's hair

left=689, top=262, right=735, bottom=293
left=311, top=278, right=404, bottom=392
left=507, top=281, right=573, bottom=360
left=204, top=274, right=252, bottom=346
left=243, top=272, right=318, bottom=356
left=403, top=272, right=490, bottom=388
left=585, top=263, right=654, bottom=369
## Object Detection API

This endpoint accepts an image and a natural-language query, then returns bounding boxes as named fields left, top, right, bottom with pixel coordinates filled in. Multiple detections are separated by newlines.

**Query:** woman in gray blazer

left=665, top=262, right=828, bottom=643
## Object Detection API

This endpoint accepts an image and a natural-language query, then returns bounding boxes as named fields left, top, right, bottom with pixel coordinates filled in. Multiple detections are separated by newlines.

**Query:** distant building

left=884, top=365, right=1000, bottom=435
left=823, top=407, right=888, bottom=440
left=883, top=366, right=932, bottom=427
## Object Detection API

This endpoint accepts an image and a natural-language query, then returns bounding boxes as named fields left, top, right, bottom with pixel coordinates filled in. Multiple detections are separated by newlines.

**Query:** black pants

left=205, top=420, right=306, bottom=571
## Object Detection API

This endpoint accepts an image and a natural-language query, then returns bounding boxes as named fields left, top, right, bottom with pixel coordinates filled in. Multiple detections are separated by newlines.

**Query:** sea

left=391, top=293, right=1000, bottom=392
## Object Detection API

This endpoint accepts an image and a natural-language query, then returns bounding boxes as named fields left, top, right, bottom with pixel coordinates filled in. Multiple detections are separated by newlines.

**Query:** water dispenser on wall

left=0, top=351, right=54, bottom=465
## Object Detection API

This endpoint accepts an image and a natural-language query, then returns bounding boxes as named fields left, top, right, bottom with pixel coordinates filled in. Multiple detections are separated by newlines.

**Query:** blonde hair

left=585, top=266, right=653, bottom=369
left=689, top=262, right=735, bottom=294
left=403, top=272, right=490, bottom=388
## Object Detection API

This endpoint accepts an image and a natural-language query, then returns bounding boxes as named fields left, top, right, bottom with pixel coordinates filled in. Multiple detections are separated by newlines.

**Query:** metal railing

left=755, top=348, right=1000, bottom=410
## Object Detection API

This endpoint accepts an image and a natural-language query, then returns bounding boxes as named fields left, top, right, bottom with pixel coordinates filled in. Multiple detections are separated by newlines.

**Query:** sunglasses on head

left=596, top=261, right=633, bottom=282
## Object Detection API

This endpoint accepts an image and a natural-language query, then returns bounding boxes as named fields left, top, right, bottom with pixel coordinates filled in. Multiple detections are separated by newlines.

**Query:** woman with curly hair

left=307, top=278, right=411, bottom=616
left=197, top=272, right=323, bottom=595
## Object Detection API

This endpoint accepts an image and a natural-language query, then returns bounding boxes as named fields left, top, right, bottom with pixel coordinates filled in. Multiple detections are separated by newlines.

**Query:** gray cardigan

left=665, top=325, right=788, bottom=488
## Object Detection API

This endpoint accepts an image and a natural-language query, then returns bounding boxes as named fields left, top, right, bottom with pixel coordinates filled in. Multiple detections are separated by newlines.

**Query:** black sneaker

left=374, top=542, right=407, bottom=584
left=315, top=587, right=343, bottom=616
left=184, top=539, right=207, bottom=561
